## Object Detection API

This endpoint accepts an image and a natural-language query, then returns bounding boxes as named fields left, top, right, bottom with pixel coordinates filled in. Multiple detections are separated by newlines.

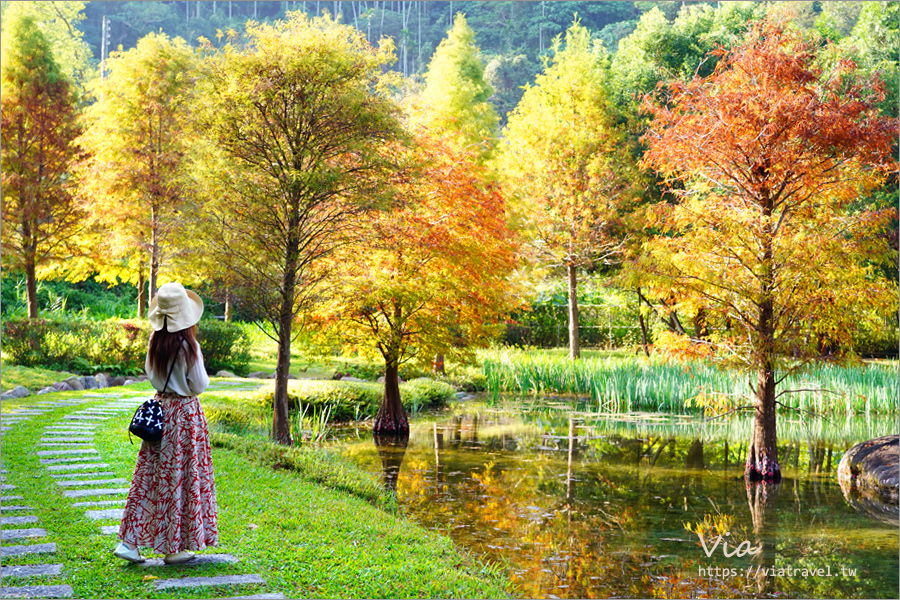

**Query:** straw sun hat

left=148, top=282, right=204, bottom=332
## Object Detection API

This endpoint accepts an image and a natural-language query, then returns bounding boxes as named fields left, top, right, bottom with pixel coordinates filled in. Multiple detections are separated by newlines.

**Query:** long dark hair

left=148, top=324, right=199, bottom=373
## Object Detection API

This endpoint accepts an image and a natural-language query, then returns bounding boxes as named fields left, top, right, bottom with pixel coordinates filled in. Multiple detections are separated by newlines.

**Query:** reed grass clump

left=480, top=348, right=898, bottom=415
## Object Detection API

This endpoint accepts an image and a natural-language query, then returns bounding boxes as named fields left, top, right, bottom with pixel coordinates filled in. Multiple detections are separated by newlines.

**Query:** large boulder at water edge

left=838, top=435, right=899, bottom=526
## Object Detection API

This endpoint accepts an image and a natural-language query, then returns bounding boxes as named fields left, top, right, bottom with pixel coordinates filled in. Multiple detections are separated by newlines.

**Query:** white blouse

left=145, top=339, right=210, bottom=397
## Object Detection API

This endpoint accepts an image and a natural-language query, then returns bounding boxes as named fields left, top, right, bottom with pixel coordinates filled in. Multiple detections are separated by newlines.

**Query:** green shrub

left=1, top=317, right=148, bottom=375
left=2, top=316, right=252, bottom=376
left=198, top=320, right=252, bottom=375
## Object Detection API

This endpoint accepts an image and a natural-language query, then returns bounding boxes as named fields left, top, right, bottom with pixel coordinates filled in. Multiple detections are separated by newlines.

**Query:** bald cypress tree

left=413, top=13, right=499, bottom=160
left=1, top=11, right=82, bottom=318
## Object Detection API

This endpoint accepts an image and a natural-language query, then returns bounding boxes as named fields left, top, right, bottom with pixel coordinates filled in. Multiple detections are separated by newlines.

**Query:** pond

left=328, top=398, right=899, bottom=599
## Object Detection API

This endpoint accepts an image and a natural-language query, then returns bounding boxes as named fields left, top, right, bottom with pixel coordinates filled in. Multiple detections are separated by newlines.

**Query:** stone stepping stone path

left=1, top=543, right=57, bottom=558
left=1, top=528, right=47, bottom=541
left=0, top=584, right=73, bottom=599
left=154, top=574, right=266, bottom=591
left=0, top=393, right=284, bottom=599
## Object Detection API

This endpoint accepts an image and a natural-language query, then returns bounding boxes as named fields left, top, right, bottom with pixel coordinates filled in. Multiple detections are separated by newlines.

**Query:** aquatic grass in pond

left=480, top=348, right=898, bottom=415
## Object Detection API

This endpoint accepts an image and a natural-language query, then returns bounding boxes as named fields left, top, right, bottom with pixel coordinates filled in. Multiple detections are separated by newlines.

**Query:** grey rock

left=223, top=595, right=286, bottom=600
left=94, top=373, right=110, bottom=388
left=0, top=563, right=63, bottom=578
left=216, top=370, right=237, bottom=378
left=0, top=543, right=57, bottom=558
left=39, top=456, right=102, bottom=465
left=108, top=376, right=126, bottom=387
left=377, top=375, right=404, bottom=384
left=99, top=525, right=118, bottom=534
left=123, top=379, right=135, bottom=385
left=341, top=376, right=366, bottom=382
left=138, top=554, right=239, bottom=568
left=1, top=528, right=46, bottom=540
left=138, top=374, right=148, bottom=382
left=154, top=574, right=266, bottom=591
left=64, top=377, right=85, bottom=391
left=0, top=585, right=73, bottom=599
left=247, top=372, right=270, bottom=379
left=8, top=386, right=32, bottom=399
left=52, top=381, right=74, bottom=392
left=1, top=506, right=34, bottom=512
left=839, top=435, right=899, bottom=509
left=1, top=392, right=15, bottom=400
left=82, top=376, right=99, bottom=389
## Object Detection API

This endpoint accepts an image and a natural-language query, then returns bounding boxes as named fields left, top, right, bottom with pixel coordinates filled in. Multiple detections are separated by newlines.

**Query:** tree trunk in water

left=745, top=300, right=781, bottom=483
left=374, top=362, right=409, bottom=434
left=747, top=482, right=779, bottom=595
left=374, top=432, right=408, bottom=492
left=137, top=268, right=147, bottom=319
left=567, top=263, right=580, bottom=360
left=432, top=353, right=445, bottom=374
left=636, top=288, right=650, bottom=357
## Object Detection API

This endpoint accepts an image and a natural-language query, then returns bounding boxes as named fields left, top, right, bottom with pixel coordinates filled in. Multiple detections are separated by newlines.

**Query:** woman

left=114, top=282, right=218, bottom=564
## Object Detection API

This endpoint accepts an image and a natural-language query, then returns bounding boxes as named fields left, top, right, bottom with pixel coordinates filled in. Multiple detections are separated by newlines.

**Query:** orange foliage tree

left=321, top=132, right=521, bottom=434
left=642, top=17, right=897, bottom=483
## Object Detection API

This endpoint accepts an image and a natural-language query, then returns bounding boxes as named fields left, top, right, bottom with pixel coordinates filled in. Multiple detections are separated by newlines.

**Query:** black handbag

left=129, top=344, right=180, bottom=444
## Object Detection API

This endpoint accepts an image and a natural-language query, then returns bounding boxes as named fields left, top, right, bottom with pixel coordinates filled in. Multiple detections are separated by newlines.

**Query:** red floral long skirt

left=118, top=393, right=218, bottom=554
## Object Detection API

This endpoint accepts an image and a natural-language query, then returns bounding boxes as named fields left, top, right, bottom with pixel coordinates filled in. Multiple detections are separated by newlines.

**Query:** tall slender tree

left=76, top=32, right=197, bottom=316
left=643, top=17, right=897, bottom=483
left=498, top=20, right=638, bottom=360
left=1, top=11, right=83, bottom=318
left=194, top=13, right=406, bottom=445
left=411, top=12, right=499, bottom=160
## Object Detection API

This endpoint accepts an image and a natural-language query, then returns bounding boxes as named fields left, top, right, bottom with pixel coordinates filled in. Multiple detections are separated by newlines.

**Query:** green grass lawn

left=0, top=387, right=510, bottom=599
left=1, top=359, right=75, bottom=392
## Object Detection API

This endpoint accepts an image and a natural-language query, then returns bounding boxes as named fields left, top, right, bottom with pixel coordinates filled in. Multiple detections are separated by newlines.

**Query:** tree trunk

left=272, top=297, right=294, bottom=445
left=432, top=353, right=445, bottom=374
left=272, top=205, right=302, bottom=445
left=567, top=263, right=580, bottom=360
left=137, top=267, right=147, bottom=319
left=636, top=288, right=650, bottom=357
left=24, top=252, right=39, bottom=319
left=374, top=361, right=409, bottom=434
left=150, top=205, right=160, bottom=300
left=745, top=302, right=781, bottom=482
left=224, top=292, right=233, bottom=323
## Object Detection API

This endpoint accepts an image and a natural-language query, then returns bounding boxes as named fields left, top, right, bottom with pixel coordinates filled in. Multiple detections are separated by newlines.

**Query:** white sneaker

left=163, top=551, right=196, bottom=564
left=113, top=542, right=145, bottom=563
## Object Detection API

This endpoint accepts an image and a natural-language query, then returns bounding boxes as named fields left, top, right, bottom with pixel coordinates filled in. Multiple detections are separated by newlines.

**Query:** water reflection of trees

left=354, top=411, right=898, bottom=598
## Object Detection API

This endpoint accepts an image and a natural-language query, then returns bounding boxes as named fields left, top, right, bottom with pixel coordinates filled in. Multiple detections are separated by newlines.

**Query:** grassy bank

left=480, top=348, right=900, bottom=415
left=0, top=388, right=510, bottom=599
left=0, top=360, right=75, bottom=392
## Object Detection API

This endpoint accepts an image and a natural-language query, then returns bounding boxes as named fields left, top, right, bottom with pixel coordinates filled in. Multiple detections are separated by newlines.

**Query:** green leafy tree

left=0, top=1, right=93, bottom=91
left=1, top=11, right=83, bottom=318
left=194, top=13, right=406, bottom=445
left=498, top=20, right=639, bottom=360
left=75, top=32, right=198, bottom=316
left=411, top=13, right=499, bottom=159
